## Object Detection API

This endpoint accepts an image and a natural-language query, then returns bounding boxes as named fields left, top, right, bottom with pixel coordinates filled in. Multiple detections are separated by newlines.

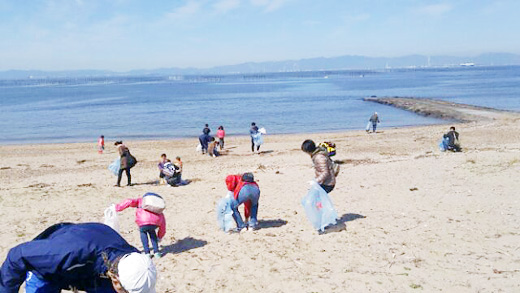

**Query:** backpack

left=318, top=142, right=336, bottom=157
left=141, top=193, right=165, bottom=214
left=162, top=162, right=179, bottom=177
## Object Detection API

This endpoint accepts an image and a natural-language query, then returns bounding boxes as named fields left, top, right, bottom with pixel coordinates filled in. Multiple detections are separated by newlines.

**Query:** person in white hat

left=0, top=222, right=157, bottom=293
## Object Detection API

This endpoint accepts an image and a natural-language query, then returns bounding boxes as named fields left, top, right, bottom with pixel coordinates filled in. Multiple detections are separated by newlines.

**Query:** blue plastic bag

left=108, top=158, right=120, bottom=175
left=301, top=181, right=338, bottom=231
left=216, top=193, right=235, bottom=232
left=439, top=137, right=449, bottom=152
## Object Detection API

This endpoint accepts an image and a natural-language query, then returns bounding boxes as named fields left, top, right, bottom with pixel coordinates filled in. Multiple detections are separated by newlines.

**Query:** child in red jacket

left=116, top=193, right=166, bottom=258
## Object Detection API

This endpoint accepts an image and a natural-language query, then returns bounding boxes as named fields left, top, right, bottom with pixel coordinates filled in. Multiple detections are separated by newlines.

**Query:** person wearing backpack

left=301, top=139, right=338, bottom=193
left=115, top=141, right=136, bottom=187
left=116, top=193, right=166, bottom=258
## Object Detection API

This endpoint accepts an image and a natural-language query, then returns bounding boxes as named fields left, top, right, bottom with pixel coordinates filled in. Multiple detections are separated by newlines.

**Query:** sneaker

left=153, top=252, right=163, bottom=259
left=142, top=252, right=152, bottom=258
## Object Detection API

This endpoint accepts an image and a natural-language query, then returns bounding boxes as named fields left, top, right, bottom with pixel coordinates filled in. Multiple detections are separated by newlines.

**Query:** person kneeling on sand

left=443, top=126, right=462, bottom=152
left=116, top=193, right=166, bottom=259
left=208, top=137, right=220, bottom=157
left=301, top=139, right=338, bottom=193
left=0, top=222, right=157, bottom=292
left=225, top=173, right=260, bottom=231
left=158, top=153, right=168, bottom=184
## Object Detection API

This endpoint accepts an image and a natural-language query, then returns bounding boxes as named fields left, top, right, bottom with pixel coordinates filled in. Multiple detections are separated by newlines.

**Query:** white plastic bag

left=252, top=133, right=264, bottom=147
left=196, top=144, right=202, bottom=153
left=104, top=204, right=120, bottom=233
left=108, top=158, right=120, bottom=175
left=365, top=121, right=371, bottom=131
left=258, top=127, right=267, bottom=135
left=301, top=181, right=338, bottom=231
left=216, top=192, right=235, bottom=232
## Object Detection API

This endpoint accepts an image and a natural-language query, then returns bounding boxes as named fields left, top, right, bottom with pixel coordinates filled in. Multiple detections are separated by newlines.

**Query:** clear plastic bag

left=252, top=133, right=264, bottom=147
left=301, top=181, right=338, bottom=231
left=439, top=137, right=448, bottom=152
left=216, top=192, right=235, bottom=232
left=104, top=204, right=120, bottom=233
left=108, top=158, right=120, bottom=175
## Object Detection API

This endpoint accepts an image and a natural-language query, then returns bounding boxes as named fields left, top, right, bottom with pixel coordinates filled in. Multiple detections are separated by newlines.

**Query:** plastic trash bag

left=252, top=133, right=264, bottom=147
left=366, top=121, right=371, bottom=131
left=301, top=181, right=338, bottom=231
left=104, top=204, right=119, bottom=233
left=216, top=192, right=235, bottom=232
left=258, top=127, right=267, bottom=135
left=439, top=137, right=449, bottom=152
left=196, top=144, right=202, bottom=153
left=108, top=158, right=120, bottom=175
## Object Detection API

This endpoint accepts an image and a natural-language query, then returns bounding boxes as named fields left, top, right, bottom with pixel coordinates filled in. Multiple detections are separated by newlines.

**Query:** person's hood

left=118, top=253, right=157, bottom=293
left=225, top=175, right=241, bottom=192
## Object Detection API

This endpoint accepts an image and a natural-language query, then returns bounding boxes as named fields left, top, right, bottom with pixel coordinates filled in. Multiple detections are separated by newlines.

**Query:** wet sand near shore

left=1, top=100, right=520, bottom=292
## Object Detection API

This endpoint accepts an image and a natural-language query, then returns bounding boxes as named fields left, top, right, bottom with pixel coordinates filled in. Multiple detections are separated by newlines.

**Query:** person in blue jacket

left=0, top=222, right=157, bottom=293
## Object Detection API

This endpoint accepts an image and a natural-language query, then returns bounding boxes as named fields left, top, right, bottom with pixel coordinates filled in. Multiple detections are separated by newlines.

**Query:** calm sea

left=1, top=66, right=519, bottom=144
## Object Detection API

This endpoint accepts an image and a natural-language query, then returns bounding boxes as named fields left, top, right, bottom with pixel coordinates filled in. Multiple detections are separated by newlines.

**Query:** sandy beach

left=1, top=103, right=520, bottom=292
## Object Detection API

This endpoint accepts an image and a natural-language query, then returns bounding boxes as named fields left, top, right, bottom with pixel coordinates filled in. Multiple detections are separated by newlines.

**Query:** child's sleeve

left=157, top=214, right=167, bottom=240
left=115, top=198, right=139, bottom=212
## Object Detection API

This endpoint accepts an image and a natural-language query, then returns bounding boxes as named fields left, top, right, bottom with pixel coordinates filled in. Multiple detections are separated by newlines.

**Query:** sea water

left=1, top=66, right=519, bottom=144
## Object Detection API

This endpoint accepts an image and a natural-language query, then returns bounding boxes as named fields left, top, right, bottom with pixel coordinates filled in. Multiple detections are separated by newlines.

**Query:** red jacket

left=115, top=197, right=166, bottom=239
left=225, top=175, right=259, bottom=219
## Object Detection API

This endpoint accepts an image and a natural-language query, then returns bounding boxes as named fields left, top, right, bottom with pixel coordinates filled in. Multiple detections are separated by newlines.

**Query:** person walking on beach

left=203, top=123, right=211, bottom=135
left=368, top=112, right=380, bottom=133
left=98, top=135, right=105, bottom=154
left=0, top=222, right=157, bottom=292
left=443, top=126, right=462, bottom=152
left=115, top=141, right=135, bottom=187
left=250, top=122, right=260, bottom=153
left=116, top=193, right=166, bottom=259
left=225, top=173, right=261, bottom=231
left=216, top=126, right=225, bottom=150
left=301, top=139, right=338, bottom=193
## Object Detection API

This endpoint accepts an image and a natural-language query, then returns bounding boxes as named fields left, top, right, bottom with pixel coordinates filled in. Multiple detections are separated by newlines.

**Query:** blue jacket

left=0, top=223, right=138, bottom=292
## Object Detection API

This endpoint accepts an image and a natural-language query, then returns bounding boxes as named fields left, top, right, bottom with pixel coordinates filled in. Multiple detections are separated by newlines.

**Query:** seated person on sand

left=0, top=222, right=157, bottom=293
left=443, top=126, right=462, bottom=152
left=162, top=159, right=182, bottom=186
left=225, top=173, right=261, bottom=232
left=174, top=156, right=183, bottom=180
left=208, top=137, right=220, bottom=157
left=158, top=153, right=168, bottom=184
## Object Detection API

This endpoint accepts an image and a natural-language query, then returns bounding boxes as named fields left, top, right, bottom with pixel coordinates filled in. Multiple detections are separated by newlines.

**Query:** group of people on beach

left=1, top=116, right=463, bottom=292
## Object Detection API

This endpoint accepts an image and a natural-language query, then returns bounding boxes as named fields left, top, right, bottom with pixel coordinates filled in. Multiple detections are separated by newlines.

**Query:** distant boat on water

left=460, top=62, right=475, bottom=67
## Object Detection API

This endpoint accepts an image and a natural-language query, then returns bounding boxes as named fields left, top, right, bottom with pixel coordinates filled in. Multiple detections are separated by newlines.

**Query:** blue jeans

left=372, top=123, right=377, bottom=132
left=25, top=271, right=115, bottom=293
left=231, top=185, right=260, bottom=229
left=140, top=225, right=159, bottom=254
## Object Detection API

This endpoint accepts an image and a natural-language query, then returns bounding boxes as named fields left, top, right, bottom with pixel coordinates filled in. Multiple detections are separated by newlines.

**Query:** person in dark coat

left=368, top=112, right=380, bottom=133
left=198, top=133, right=212, bottom=154
left=115, top=141, right=132, bottom=186
left=443, top=126, right=461, bottom=152
left=203, top=124, right=211, bottom=135
left=0, top=222, right=157, bottom=293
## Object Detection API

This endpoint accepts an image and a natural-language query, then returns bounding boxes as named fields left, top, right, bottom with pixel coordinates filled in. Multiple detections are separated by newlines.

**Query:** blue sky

left=0, top=0, right=519, bottom=70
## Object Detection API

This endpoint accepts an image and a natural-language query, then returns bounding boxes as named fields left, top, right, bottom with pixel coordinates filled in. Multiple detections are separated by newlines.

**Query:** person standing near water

left=368, top=112, right=380, bottom=133
left=216, top=126, right=225, bottom=150
left=250, top=122, right=259, bottom=153
left=203, top=124, right=211, bottom=135
left=98, top=135, right=105, bottom=154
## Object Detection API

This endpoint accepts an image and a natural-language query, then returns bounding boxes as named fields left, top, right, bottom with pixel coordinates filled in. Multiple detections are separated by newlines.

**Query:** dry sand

left=1, top=107, right=520, bottom=292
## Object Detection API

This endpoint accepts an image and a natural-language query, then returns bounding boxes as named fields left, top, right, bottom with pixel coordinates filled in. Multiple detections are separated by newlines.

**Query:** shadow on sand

left=162, top=237, right=208, bottom=255
left=256, top=219, right=288, bottom=230
left=322, top=213, right=366, bottom=234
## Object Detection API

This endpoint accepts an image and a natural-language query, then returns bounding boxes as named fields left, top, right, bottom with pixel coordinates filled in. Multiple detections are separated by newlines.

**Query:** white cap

left=118, top=253, right=157, bottom=293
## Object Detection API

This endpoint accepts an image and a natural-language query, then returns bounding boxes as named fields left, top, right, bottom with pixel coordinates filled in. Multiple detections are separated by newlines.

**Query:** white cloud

left=250, top=0, right=289, bottom=12
left=414, top=3, right=453, bottom=16
left=166, top=1, right=202, bottom=20
left=213, top=0, right=241, bottom=14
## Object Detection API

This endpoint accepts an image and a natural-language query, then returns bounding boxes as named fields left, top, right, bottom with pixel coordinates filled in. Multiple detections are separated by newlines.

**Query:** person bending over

left=226, top=173, right=260, bottom=231
left=443, top=126, right=462, bottom=152
left=301, top=139, right=337, bottom=193
left=0, top=222, right=157, bottom=293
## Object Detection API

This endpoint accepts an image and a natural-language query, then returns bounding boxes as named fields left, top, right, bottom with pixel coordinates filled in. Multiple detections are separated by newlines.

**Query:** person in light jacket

left=301, top=139, right=337, bottom=193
